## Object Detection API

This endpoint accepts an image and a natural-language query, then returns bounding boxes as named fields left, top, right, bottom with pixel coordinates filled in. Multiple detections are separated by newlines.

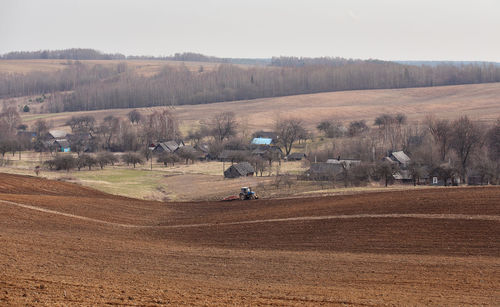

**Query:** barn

left=286, top=152, right=307, bottom=161
left=224, top=162, right=255, bottom=178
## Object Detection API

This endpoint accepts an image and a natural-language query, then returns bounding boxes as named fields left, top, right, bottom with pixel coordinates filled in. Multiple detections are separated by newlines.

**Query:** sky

left=1, top=0, right=499, bottom=61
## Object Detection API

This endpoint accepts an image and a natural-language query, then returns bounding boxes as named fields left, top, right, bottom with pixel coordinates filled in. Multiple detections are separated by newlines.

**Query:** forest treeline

left=0, top=48, right=268, bottom=65
left=0, top=48, right=127, bottom=60
left=1, top=52, right=500, bottom=112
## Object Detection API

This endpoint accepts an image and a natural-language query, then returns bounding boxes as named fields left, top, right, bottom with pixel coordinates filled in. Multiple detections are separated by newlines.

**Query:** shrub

left=45, top=154, right=76, bottom=172
left=122, top=152, right=143, bottom=168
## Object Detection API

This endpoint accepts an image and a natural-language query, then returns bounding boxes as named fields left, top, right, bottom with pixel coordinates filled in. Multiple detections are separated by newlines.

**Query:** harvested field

left=16, top=82, right=500, bottom=132
left=0, top=59, right=236, bottom=76
left=0, top=172, right=499, bottom=305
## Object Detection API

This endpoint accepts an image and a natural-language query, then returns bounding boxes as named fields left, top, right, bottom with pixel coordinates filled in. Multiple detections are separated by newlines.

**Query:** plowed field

left=0, top=173, right=499, bottom=305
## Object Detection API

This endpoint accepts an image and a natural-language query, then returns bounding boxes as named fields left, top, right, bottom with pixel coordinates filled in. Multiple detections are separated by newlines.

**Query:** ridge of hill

left=18, top=82, right=500, bottom=132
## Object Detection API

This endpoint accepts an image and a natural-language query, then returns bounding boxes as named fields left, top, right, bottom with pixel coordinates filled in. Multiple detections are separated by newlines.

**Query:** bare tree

left=141, top=109, right=180, bottom=144
left=66, top=115, right=96, bottom=135
left=317, top=120, right=344, bottom=138
left=127, top=109, right=142, bottom=124
left=122, top=152, right=143, bottom=168
left=449, top=116, right=484, bottom=182
left=0, top=105, right=21, bottom=135
left=347, top=120, right=369, bottom=137
left=157, top=152, right=180, bottom=167
left=374, top=161, right=399, bottom=187
left=486, top=119, right=500, bottom=162
left=98, top=115, right=120, bottom=150
left=275, top=118, right=306, bottom=155
left=427, top=117, right=451, bottom=162
left=96, top=152, right=117, bottom=169
left=211, top=112, right=238, bottom=142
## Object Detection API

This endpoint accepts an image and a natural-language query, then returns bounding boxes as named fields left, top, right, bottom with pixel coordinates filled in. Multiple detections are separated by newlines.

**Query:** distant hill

left=2, top=49, right=500, bottom=112
left=0, top=48, right=270, bottom=65
left=395, top=60, right=500, bottom=67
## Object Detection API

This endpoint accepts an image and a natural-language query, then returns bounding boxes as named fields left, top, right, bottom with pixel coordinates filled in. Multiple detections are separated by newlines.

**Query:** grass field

left=12, top=82, right=500, bottom=133
left=1, top=152, right=312, bottom=201
left=0, top=173, right=498, bottom=305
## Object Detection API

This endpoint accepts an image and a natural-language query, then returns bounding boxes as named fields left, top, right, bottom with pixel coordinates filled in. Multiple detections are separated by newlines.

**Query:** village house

left=383, top=150, right=412, bottom=183
left=304, top=162, right=344, bottom=181
left=46, top=130, right=71, bottom=152
left=251, top=137, right=273, bottom=146
left=251, top=146, right=283, bottom=160
left=252, top=131, right=279, bottom=144
left=326, top=157, right=361, bottom=167
left=194, top=143, right=214, bottom=160
left=383, top=150, right=411, bottom=168
left=286, top=152, right=307, bottom=161
left=428, top=164, right=460, bottom=186
left=152, top=140, right=185, bottom=154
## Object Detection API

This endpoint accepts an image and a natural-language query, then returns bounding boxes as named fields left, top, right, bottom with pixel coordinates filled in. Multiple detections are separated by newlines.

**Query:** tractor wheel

left=250, top=194, right=256, bottom=200
left=239, top=194, right=245, bottom=200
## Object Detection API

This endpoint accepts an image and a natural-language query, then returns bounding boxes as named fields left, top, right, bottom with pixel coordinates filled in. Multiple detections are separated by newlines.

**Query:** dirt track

left=0, top=172, right=499, bottom=305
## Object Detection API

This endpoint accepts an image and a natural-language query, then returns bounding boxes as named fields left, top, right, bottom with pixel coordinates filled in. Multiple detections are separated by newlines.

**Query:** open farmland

left=0, top=173, right=499, bottom=305
left=16, top=82, right=500, bottom=132
left=0, top=59, right=239, bottom=76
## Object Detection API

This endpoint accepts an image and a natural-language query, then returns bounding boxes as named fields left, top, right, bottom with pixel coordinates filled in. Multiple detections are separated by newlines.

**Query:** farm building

left=152, top=140, right=185, bottom=154
left=286, top=152, right=307, bottom=161
left=428, top=164, right=460, bottom=186
left=46, top=139, right=71, bottom=152
left=194, top=143, right=214, bottom=160
left=393, top=170, right=413, bottom=183
left=467, top=174, right=489, bottom=186
left=252, top=131, right=278, bottom=143
left=224, top=162, right=255, bottom=178
left=46, top=130, right=71, bottom=152
left=304, top=163, right=344, bottom=181
left=384, top=151, right=411, bottom=168
left=326, top=157, right=361, bottom=167
left=48, top=130, right=68, bottom=139
left=176, top=145, right=206, bottom=161
left=251, top=146, right=283, bottom=159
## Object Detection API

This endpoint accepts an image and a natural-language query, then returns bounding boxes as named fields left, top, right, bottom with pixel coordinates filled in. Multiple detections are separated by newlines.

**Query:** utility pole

left=148, top=144, right=155, bottom=171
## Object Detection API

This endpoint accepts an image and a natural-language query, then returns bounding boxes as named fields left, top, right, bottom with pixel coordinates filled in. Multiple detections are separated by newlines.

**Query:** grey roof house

left=224, top=162, right=255, bottom=178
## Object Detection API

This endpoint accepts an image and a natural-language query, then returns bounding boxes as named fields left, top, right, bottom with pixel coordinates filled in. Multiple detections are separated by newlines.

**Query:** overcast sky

left=1, top=0, right=499, bottom=61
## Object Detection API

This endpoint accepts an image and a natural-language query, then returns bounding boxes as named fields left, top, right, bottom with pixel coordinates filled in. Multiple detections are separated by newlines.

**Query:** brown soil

left=0, top=172, right=499, bottom=305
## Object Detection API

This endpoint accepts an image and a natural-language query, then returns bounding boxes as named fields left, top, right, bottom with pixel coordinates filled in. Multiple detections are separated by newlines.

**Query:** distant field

left=16, top=82, right=500, bottom=132
left=0, top=59, right=240, bottom=76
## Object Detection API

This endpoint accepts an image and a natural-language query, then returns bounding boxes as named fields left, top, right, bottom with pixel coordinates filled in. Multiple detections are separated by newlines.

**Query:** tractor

left=239, top=187, right=258, bottom=200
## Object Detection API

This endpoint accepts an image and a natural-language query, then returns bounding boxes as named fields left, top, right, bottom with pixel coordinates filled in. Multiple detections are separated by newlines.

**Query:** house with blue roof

left=251, top=137, right=273, bottom=145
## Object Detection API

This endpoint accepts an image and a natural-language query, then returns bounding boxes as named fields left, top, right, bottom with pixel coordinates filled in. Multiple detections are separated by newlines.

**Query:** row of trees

left=2, top=59, right=500, bottom=112
left=1, top=100, right=499, bottom=186
left=312, top=114, right=499, bottom=184
left=44, top=152, right=141, bottom=172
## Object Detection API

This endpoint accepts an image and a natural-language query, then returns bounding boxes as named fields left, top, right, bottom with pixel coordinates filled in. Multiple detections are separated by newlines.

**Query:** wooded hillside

left=1, top=50, right=500, bottom=112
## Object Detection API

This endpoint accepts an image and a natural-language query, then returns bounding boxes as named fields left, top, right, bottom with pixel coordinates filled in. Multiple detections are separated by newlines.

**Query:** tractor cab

left=239, top=187, right=258, bottom=200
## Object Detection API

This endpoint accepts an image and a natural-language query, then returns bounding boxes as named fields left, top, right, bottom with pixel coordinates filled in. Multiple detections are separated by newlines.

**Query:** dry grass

left=0, top=59, right=248, bottom=76
left=15, top=82, right=500, bottom=132
left=1, top=154, right=309, bottom=201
